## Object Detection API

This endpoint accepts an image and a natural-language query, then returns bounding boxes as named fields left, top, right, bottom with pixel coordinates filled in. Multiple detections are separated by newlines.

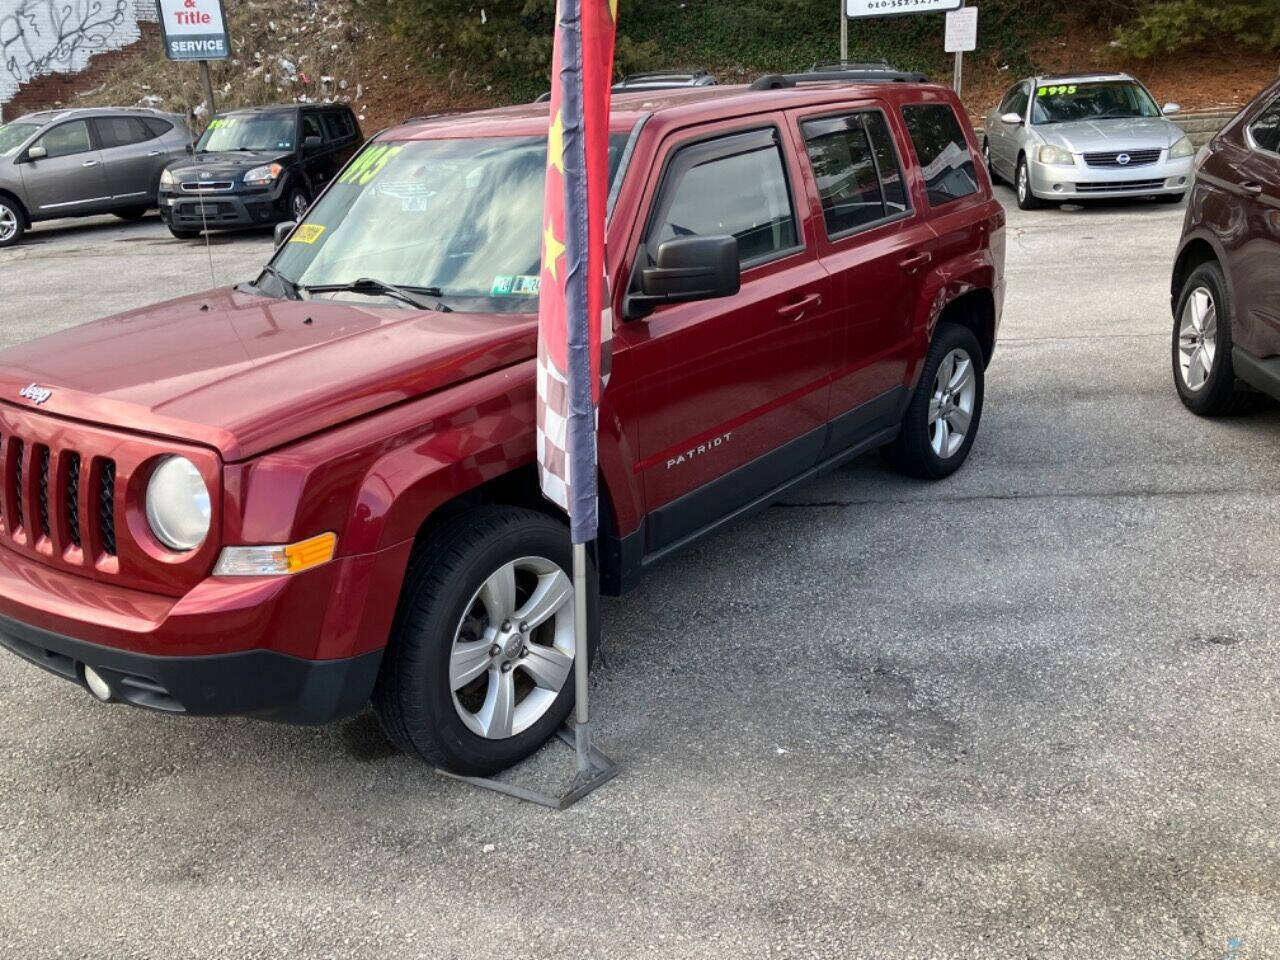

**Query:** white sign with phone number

left=847, top=0, right=961, bottom=18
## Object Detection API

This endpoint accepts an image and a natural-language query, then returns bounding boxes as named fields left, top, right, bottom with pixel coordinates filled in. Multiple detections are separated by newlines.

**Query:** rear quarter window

left=901, top=103, right=980, bottom=207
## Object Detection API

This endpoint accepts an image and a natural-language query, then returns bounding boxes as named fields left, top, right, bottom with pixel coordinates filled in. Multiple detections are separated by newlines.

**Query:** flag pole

left=572, top=541, right=593, bottom=773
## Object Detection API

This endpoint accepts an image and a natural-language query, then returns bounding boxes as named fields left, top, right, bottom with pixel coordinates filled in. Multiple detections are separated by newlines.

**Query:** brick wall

left=1173, top=109, right=1241, bottom=147
left=1, top=0, right=159, bottom=114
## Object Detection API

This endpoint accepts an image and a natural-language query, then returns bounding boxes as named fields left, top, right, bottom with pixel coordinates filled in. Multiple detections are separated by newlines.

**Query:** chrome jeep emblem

left=18, top=383, right=51, bottom=405
left=1116, top=153, right=1131, bottom=166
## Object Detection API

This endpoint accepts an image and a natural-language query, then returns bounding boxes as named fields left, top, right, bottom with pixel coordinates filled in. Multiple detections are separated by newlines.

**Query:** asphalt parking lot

left=1, top=196, right=1278, bottom=960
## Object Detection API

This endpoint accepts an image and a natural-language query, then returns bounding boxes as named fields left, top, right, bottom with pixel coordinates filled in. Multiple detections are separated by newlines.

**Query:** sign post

left=945, top=4, right=979, bottom=97
left=155, top=0, right=231, bottom=114
left=842, top=0, right=962, bottom=66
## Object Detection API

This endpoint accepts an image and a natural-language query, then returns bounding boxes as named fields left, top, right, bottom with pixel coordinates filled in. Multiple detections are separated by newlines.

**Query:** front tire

left=0, top=197, right=25, bottom=248
left=374, top=506, right=596, bottom=776
left=1016, top=156, right=1043, bottom=210
left=884, top=323, right=986, bottom=480
left=287, top=188, right=310, bottom=222
left=1172, top=261, right=1255, bottom=416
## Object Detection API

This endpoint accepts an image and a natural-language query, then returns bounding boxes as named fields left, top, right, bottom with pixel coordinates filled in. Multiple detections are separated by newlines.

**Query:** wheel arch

left=936, top=289, right=997, bottom=368
left=0, top=188, right=30, bottom=227
left=1171, top=236, right=1223, bottom=315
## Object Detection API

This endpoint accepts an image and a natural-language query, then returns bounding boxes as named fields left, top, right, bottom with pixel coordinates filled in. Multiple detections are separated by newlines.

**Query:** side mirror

left=303, top=135, right=322, bottom=151
left=1162, top=102, right=1181, bottom=116
left=185, top=143, right=195, bottom=155
left=1000, top=112, right=1023, bottom=126
left=626, top=235, right=740, bottom=317
left=25, top=145, right=46, bottom=161
left=274, top=220, right=296, bottom=248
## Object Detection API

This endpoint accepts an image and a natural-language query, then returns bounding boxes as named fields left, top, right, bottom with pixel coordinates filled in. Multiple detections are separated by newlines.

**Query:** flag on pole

left=536, top=0, right=617, bottom=545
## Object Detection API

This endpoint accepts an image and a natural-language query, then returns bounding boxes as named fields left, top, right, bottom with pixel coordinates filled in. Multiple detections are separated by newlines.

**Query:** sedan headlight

left=243, top=162, right=283, bottom=186
left=145, top=456, right=211, bottom=551
left=1169, top=136, right=1195, bottom=159
left=160, top=168, right=177, bottom=188
left=1037, top=144, right=1075, bottom=166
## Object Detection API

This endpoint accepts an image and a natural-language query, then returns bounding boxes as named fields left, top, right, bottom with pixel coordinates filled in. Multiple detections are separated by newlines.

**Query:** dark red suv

left=1172, top=78, right=1280, bottom=413
left=0, top=75, right=1005, bottom=774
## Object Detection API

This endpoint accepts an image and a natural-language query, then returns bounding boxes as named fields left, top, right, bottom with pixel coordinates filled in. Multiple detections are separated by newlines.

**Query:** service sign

left=847, top=0, right=961, bottom=18
left=156, top=0, right=231, bottom=61
left=944, top=6, right=978, bottom=53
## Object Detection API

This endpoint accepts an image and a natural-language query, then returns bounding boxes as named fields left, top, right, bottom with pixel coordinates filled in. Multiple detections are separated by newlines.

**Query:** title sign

left=846, top=0, right=961, bottom=18
left=944, top=6, right=978, bottom=53
left=156, top=0, right=231, bottom=61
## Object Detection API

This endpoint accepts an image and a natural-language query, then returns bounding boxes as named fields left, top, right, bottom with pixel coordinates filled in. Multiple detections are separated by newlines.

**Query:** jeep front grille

left=2, top=435, right=115, bottom=559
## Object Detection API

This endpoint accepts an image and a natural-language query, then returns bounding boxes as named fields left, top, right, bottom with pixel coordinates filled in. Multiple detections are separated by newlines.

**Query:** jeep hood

left=0, top=287, right=536, bottom=461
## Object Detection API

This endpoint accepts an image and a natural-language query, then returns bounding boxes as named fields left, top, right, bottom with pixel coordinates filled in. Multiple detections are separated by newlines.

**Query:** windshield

left=197, top=114, right=296, bottom=153
left=1031, top=82, right=1160, bottom=125
left=0, top=123, right=38, bottom=158
left=271, top=134, right=630, bottom=314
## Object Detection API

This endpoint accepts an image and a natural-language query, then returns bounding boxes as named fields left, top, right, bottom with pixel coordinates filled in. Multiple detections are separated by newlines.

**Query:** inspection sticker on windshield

left=492, top=275, right=539, bottom=296
left=1038, top=85, right=1078, bottom=97
left=290, top=224, right=326, bottom=244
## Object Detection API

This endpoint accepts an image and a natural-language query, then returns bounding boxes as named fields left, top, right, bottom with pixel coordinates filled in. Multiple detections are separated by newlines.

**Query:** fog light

left=83, top=665, right=113, bottom=702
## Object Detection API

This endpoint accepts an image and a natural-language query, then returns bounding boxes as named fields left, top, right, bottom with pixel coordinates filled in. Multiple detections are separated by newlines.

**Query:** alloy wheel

left=1178, top=286, right=1218, bottom=392
left=449, top=555, right=575, bottom=740
left=0, top=204, right=17, bottom=243
left=1017, top=163, right=1029, bottom=203
left=292, top=193, right=309, bottom=219
left=929, top=348, right=977, bottom=459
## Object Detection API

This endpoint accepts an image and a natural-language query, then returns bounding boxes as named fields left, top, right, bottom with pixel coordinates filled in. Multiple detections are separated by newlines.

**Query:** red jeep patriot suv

left=0, top=73, right=1005, bottom=775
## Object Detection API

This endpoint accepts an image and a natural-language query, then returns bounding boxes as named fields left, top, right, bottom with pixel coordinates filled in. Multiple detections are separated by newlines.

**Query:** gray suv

left=0, top=107, right=192, bottom=247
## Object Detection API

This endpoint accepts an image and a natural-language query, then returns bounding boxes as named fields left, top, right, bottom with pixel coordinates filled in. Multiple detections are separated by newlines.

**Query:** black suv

left=158, top=104, right=362, bottom=239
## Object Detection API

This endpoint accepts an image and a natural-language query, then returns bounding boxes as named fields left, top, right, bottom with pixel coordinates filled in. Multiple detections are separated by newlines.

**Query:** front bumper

left=0, top=612, right=379, bottom=723
left=158, top=185, right=286, bottom=230
left=1029, top=154, right=1194, bottom=200
left=0, top=538, right=412, bottom=723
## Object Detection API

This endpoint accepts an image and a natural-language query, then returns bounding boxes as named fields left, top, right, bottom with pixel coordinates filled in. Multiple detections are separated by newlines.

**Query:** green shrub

left=1116, top=0, right=1280, bottom=56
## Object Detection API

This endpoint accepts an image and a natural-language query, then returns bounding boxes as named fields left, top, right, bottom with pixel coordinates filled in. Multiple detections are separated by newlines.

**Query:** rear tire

left=1016, top=156, right=1043, bottom=210
left=0, top=197, right=25, bottom=248
left=114, top=206, right=148, bottom=221
left=1172, top=261, right=1256, bottom=416
left=374, top=505, right=597, bottom=776
left=884, top=323, right=986, bottom=480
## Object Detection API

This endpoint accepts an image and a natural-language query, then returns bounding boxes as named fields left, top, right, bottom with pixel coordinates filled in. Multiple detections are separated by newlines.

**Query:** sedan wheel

left=1016, top=158, right=1041, bottom=210
left=928, top=348, right=978, bottom=459
left=1177, top=286, right=1217, bottom=392
left=450, top=556, right=575, bottom=740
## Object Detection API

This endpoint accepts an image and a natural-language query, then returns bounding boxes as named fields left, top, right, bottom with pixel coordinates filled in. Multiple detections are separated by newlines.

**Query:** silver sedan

left=983, top=72, right=1196, bottom=209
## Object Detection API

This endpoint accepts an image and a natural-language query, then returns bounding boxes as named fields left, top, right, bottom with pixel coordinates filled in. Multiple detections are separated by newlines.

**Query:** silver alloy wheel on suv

left=929, top=348, right=977, bottom=458
left=449, top=555, right=575, bottom=740
left=1177, top=285, right=1218, bottom=392
left=0, top=200, right=20, bottom=245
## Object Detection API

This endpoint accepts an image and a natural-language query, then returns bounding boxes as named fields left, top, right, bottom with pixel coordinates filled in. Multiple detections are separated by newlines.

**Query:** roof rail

left=612, top=70, right=718, bottom=91
left=809, top=58, right=897, bottom=73
left=751, top=68, right=929, bottom=90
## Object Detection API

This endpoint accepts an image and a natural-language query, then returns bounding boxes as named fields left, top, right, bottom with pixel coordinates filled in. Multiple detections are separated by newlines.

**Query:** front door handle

left=81, top=159, right=99, bottom=167
left=776, top=293, right=823, bottom=322
left=899, top=251, right=932, bottom=273
left=147, top=150, right=163, bottom=157
left=1241, top=181, right=1264, bottom=196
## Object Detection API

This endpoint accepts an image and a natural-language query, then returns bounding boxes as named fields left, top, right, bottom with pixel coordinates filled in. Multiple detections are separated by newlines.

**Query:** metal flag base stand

left=433, top=722, right=618, bottom=811
left=432, top=544, right=617, bottom=810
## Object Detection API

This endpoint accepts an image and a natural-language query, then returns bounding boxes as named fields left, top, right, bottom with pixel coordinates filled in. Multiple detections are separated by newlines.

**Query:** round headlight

left=145, top=456, right=211, bottom=551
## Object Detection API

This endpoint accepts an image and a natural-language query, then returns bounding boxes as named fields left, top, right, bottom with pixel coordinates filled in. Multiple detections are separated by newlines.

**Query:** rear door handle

left=899, top=251, right=932, bottom=272
left=776, top=293, right=823, bottom=322
left=1242, top=181, right=1264, bottom=196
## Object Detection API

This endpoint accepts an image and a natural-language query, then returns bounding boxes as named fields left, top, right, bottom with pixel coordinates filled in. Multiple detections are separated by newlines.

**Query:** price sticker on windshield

left=289, top=224, right=326, bottom=244
left=1038, top=85, right=1078, bottom=97
left=338, top=144, right=404, bottom=186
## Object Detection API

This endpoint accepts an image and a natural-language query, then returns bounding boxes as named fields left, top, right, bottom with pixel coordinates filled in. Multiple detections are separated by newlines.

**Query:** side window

left=901, top=104, right=980, bottom=206
left=1007, top=85, right=1030, bottom=118
left=1248, top=97, right=1280, bottom=155
left=649, top=129, right=799, bottom=268
left=997, top=84, right=1022, bottom=115
left=93, top=116, right=152, bottom=149
left=301, top=113, right=325, bottom=143
left=36, top=120, right=92, bottom=159
left=864, top=111, right=909, bottom=216
left=144, top=118, right=174, bottom=139
left=802, top=113, right=887, bottom=237
left=323, top=112, right=354, bottom=141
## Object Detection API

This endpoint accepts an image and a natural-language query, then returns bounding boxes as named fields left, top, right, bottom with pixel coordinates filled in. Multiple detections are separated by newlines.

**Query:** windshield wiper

left=256, top=264, right=300, bottom=300
left=300, top=277, right=447, bottom=310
